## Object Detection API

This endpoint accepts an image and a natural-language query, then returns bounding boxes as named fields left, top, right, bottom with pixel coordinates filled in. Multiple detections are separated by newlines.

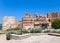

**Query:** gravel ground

left=0, top=34, right=60, bottom=43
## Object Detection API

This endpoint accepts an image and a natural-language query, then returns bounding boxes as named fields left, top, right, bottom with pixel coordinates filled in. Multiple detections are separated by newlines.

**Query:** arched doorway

left=41, top=24, right=47, bottom=28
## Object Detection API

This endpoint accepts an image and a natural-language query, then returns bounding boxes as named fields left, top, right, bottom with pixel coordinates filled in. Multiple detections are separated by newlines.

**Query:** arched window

left=48, top=19, right=50, bottom=22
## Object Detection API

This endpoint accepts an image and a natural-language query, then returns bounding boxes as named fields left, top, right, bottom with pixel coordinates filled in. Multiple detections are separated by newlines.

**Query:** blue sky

left=0, top=0, right=60, bottom=23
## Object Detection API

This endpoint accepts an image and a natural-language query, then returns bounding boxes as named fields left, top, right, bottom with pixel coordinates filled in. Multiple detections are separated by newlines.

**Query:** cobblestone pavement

left=0, top=34, right=60, bottom=43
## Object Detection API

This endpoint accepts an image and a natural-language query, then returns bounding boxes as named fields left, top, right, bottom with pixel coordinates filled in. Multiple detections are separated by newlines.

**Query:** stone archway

left=41, top=24, right=48, bottom=28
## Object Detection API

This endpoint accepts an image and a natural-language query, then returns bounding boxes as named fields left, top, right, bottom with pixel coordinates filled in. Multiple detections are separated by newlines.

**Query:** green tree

left=51, top=20, right=60, bottom=29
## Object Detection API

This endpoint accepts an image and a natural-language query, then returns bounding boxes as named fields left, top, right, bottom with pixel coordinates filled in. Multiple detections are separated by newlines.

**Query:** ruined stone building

left=18, top=12, right=60, bottom=29
left=47, top=12, right=60, bottom=22
left=2, top=12, right=60, bottom=30
left=2, top=16, right=17, bottom=30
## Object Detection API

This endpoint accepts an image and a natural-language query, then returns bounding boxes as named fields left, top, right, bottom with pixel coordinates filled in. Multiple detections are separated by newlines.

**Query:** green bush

left=50, top=30, right=57, bottom=33
left=0, top=33, right=5, bottom=34
left=51, top=20, right=60, bottom=29
left=30, top=28, right=42, bottom=33
left=6, top=29, right=29, bottom=40
left=22, top=29, right=29, bottom=33
left=6, top=32, right=10, bottom=40
left=53, top=29, right=60, bottom=33
left=6, top=30, right=16, bottom=40
left=6, top=28, right=20, bottom=31
left=38, top=27, right=45, bottom=30
left=15, top=30, right=22, bottom=35
left=56, top=29, right=60, bottom=33
left=42, top=29, right=50, bottom=33
left=6, top=30, right=21, bottom=40
left=42, top=29, right=60, bottom=33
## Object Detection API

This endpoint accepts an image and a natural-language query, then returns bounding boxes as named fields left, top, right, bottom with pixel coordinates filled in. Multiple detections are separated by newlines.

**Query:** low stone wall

left=48, top=33, right=60, bottom=37
left=10, top=33, right=48, bottom=40
left=10, top=34, right=31, bottom=40
left=30, top=33, right=48, bottom=36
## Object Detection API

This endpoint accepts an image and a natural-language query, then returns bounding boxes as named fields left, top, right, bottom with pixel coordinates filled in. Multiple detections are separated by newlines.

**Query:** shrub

left=30, top=28, right=42, bottom=33
left=6, top=32, right=10, bottom=40
left=0, top=32, right=5, bottom=34
left=50, top=29, right=60, bottom=33
left=42, top=29, right=50, bottom=33
left=6, top=29, right=29, bottom=40
left=15, top=30, right=22, bottom=35
left=51, top=20, right=60, bottom=29
left=50, top=30, right=56, bottom=33
left=40, top=27, right=45, bottom=30
left=55, top=29, right=60, bottom=33
left=6, top=28, right=20, bottom=31
left=42, top=29, right=60, bottom=33
left=57, top=29, right=60, bottom=32
left=6, top=30, right=16, bottom=40
left=6, top=30, right=20, bottom=40
left=22, top=29, right=29, bottom=33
